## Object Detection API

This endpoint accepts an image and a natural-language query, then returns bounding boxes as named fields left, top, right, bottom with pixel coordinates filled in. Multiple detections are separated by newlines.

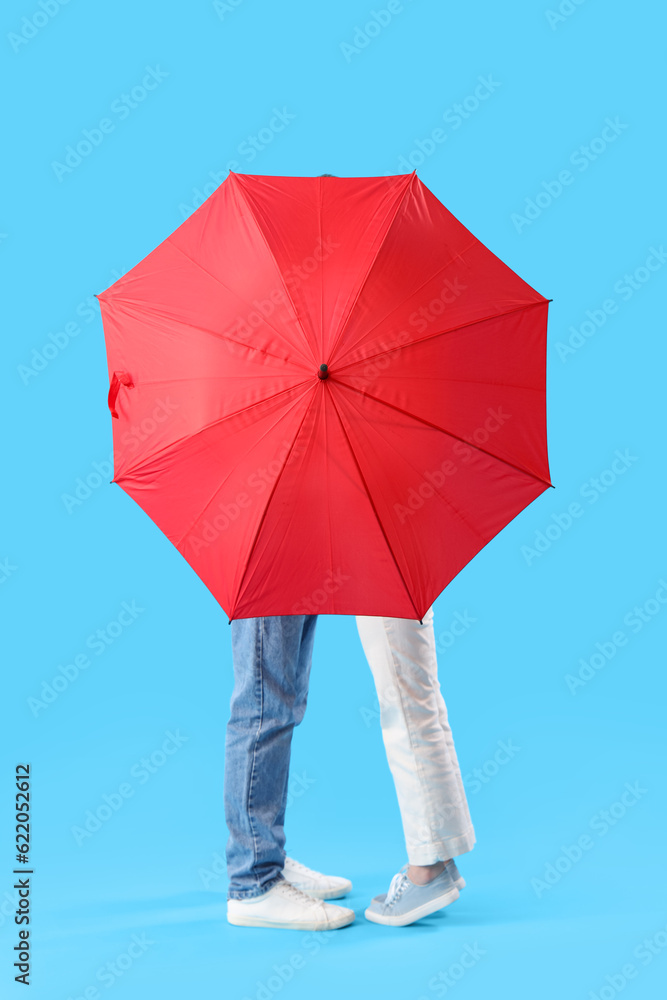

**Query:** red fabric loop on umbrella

left=108, top=370, right=134, bottom=418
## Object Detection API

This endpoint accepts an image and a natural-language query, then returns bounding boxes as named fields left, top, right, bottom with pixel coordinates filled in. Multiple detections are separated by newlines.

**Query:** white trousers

left=355, top=606, right=476, bottom=866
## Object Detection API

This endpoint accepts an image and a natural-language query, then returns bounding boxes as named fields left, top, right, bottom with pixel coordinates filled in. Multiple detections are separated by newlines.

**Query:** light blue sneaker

left=365, top=863, right=461, bottom=927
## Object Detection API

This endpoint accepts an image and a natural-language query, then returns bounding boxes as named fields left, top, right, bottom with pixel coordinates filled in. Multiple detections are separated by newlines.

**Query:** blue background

left=2, top=1, right=666, bottom=998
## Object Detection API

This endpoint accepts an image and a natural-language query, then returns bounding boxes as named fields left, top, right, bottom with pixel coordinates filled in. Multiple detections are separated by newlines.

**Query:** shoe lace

left=277, top=879, right=320, bottom=907
left=385, top=866, right=410, bottom=907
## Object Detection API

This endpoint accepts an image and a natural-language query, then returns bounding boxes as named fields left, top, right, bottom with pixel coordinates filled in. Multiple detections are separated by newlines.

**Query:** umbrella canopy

left=98, top=171, right=552, bottom=620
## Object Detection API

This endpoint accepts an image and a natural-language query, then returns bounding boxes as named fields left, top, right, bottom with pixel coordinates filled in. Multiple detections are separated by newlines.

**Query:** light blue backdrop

left=2, top=1, right=666, bottom=998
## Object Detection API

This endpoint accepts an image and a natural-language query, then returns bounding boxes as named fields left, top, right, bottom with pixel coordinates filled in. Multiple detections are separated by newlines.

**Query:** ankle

left=407, top=860, right=448, bottom=885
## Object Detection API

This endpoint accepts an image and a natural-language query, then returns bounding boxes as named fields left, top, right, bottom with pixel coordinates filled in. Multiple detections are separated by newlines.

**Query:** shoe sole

left=227, top=910, right=356, bottom=931
left=364, top=885, right=460, bottom=927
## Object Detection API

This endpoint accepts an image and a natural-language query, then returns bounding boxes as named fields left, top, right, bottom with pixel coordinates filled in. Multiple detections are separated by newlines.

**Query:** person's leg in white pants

left=355, top=606, right=475, bottom=867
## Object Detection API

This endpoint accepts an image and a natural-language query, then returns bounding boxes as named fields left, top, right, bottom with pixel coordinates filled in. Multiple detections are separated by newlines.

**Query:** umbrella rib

left=320, top=378, right=335, bottom=589
left=333, top=377, right=553, bottom=488
left=327, top=172, right=416, bottom=363
left=135, top=375, right=306, bottom=387
left=232, top=178, right=318, bottom=369
left=318, top=175, right=325, bottom=365
left=334, top=299, right=549, bottom=374
left=340, top=374, right=543, bottom=392
left=163, top=239, right=311, bottom=366
left=333, top=239, right=478, bottom=366
left=115, top=378, right=313, bottom=484
left=327, top=387, right=421, bottom=620
left=231, top=390, right=320, bottom=617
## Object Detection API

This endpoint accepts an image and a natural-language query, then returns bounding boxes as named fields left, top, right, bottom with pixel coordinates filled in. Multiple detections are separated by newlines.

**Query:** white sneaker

left=227, top=879, right=356, bottom=930
left=282, top=857, right=352, bottom=900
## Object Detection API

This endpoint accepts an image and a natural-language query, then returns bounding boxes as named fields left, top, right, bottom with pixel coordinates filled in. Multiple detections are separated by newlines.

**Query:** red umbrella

left=98, top=171, right=552, bottom=620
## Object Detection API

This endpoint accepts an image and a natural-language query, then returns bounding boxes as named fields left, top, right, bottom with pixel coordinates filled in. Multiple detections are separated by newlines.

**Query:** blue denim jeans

left=224, top=615, right=318, bottom=899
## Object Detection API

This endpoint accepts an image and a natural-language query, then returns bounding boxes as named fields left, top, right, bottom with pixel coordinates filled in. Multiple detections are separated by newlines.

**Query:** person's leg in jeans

left=269, top=616, right=315, bottom=859
left=224, top=615, right=355, bottom=929
left=355, top=606, right=475, bottom=923
left=224, top=614, right=318, bottom=899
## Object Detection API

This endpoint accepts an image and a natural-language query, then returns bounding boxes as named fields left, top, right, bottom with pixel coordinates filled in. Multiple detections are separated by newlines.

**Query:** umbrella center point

left=318, top=364, right=329, bottom=380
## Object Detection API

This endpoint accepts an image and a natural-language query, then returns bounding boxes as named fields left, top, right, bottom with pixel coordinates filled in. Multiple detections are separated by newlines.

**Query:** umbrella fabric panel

left=336, top=300, right=551, bottom=486
left=102, top=303, right=309, bottom=484
left=168, top=175, right=319, bottom=365
left=231, top=383, right=420, bottom=620
left=332, top=176, right=546, bottom=372
left=101, top=180, right=317, bottom=368
left=115, top=382, right=315, bottom=615
left=230, top=172, right=415, bottom=364
left=98, top=206, right=315, bottom=482
left=330, top=382, right=550, bottom=618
